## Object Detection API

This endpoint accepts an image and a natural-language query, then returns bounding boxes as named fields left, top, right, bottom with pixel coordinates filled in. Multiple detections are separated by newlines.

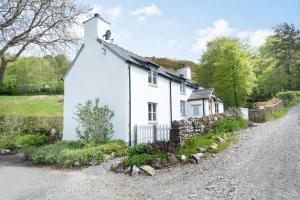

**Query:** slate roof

left=98, top=39, right=198, bottom=88
left=188, top=88, right=219, bottom=101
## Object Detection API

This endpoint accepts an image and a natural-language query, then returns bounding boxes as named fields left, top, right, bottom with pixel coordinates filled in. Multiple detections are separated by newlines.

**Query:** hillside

left=146, top=57, right=198, bottom=83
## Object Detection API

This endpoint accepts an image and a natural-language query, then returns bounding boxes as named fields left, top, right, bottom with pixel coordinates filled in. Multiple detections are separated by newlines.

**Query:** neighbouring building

left=63, top=13, right=224, bottom=145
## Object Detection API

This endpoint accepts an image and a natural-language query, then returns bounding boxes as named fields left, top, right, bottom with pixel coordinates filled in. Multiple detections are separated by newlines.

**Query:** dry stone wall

left=170, top=112, right=237, bottom=147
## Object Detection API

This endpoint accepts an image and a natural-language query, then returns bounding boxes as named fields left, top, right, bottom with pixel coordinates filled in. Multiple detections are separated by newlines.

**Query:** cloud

left=192, top=19, right=273, bottom=54
left=130, top=4, right=162, bottom=22
left=107, top=6, right=122, bottom=20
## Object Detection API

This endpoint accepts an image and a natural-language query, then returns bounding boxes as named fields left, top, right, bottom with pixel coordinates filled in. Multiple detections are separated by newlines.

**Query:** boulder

left=89, top=160, right=97, bottom=166
left=110, top=162, right=121, bottom=171
left=197, top=147, right=207, bottom=153
left=124, top=167, right=132, bottom=174
left=191, top=153, right=204, bottom=164
left=1, top=149, right=11, bottom=155
left=74, top=161, right=80, bottom=167
left=216, top=136, right=225, bottom=144
left=166, top=153, right=178, bottom=166
left=150, top=158, right=162, bottom=169
left=188, top=158, right=197, bottom=164
left=114, top=164, right=125, bottom=173
left=180, top=155, right=187, bottom=162
left=139, top=165, right=155, bottom=176
left=130, top=165, right=140, bottom=177
left=104, top=154, right=112, bottom=160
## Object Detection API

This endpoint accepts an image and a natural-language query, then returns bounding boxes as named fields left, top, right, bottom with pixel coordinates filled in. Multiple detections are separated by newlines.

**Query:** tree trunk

left=0, top=59, right=8, bottom=86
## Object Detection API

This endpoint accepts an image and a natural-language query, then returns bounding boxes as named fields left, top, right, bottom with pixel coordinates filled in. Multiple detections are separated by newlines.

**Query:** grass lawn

left=0, top=95, right=63, bottom=116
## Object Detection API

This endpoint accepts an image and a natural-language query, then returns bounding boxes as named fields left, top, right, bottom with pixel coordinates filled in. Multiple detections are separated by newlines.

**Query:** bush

left=57, top=147, right=104, bottom=167
left=24, top=140, right=127, bottom=167
left=128, top=154, right=151, bottom=166
left=213, top=118, right=248, bottom=132
left=276, top=91, right=300, bottom=103
left=15, top=134, right=48, bottom=148
left=0, top=135, right=16, bottom=150
left=74, top=98, right=114, bottom=144
left=128, top=143, right=152, bottom=156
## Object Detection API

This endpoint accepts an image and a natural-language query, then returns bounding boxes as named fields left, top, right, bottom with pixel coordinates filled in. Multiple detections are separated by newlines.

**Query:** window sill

left=148, top=83, right=158, bottom=88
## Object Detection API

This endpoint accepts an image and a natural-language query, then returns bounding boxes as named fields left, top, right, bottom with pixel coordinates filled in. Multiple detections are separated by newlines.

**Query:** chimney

left=83, top=13, right=111, bottom=45
left=176, top=65, right=191, bottom=80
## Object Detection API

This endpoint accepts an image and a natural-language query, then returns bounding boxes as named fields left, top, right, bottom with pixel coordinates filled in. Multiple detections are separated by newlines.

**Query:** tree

left=197, top=37, right=255, bottom=107
left=0, top=0, right=87, bottom=85
left=74, top=98, right=114, bottom=144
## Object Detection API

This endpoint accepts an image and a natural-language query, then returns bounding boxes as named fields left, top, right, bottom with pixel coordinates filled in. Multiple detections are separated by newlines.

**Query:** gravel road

left=1, top=105, right=299, bottom=200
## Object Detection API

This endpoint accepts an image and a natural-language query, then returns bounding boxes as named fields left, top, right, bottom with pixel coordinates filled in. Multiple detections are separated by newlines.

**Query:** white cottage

left=63, top=14, right=224, bottom=145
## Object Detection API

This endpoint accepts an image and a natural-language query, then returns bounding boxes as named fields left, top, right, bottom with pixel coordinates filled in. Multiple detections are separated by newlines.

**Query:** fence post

left=153, top=124, right=157, bottom=142
left=134, top=125, right=138, bottom=146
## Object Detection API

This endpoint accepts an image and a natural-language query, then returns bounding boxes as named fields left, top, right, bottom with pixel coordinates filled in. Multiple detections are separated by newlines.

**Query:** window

left=148, top=69, right=157, bottom=85
left=180, top=82, right=186, bottom=94
left=180, top=100, right=186, bottom=116
left=215, top=103, right=219, bottom=113
left=148, top=102, right=157, bottom=121
left=193, top=105, right=201, bottom=116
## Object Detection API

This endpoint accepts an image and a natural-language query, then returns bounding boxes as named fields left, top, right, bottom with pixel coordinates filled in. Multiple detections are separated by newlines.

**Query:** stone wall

left=170, top=112, right=237, bottom=147
left=249, top=100, right=284, bottom=122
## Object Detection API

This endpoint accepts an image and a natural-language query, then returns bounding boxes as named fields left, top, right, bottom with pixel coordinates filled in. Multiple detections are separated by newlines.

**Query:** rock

left=188, top=158, right=197, bottom=164
left=150, top=158, right=162, bottom=169
left=89, top=160, right=97, bottom=166
left=130, top=165, right=139, bottom=177
left=110, top=162, right=120, bottom=171
left=1, top=149, right=11, bottom=155
left=210, top=143, right=218, bottom=150
left=104, top=154, right=112, bottom=160
left=197, top=147, right=207, bottom=153
left=180, top=155, right=187, bottom=162
left=74, top=161, right=80, bottom=167
left=111, top=152, right=115, bottom=158
left=216, top=136, right=225, bottom=143
left=124, top=167, right=132, bottom=174
left=114, top=165, right=125, bottom=173
left=191, top=153, right=204, bottom=164
left=139, top=165, right=155, bottom=176
left=166, top=153, right=177, bottom=166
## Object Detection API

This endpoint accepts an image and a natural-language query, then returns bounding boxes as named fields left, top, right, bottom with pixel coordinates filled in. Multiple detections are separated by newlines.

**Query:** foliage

left=266, top=107, right=289, bottom=121
left=0, top=95, right=63, bottom=117
left=213, top=118, right=249, bottom=133
left=127, top=154, right=152, bottom=166
left=75, top=98, right=114, bottom=144
left=0, top=56, right=69, bottom=95
left=276, top=91, right=300, bottom=102
left=15, top=134, right=48, bottom=148
left=0, top=134, right=16, bottom=150
left=128, top=144, right=152, bottom=156
left=252, top=24, right=300, bottom=100
left=24, top=140, right=127, bottom=167
left=196, top=37, right=256, bottom=107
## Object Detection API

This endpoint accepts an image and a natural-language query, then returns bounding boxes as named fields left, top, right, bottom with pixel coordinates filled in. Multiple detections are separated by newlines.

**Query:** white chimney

left=176, top=65, right=191, bottom=80
left=83, top=13, right=111, bottom=45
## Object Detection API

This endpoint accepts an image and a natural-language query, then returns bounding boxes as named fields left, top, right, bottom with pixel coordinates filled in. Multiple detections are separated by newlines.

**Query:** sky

left=77, top=0, right=300, bottom=62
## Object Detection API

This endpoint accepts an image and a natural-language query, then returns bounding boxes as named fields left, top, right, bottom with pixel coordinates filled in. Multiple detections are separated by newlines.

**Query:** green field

left=0, top=95, right=63, bottom=116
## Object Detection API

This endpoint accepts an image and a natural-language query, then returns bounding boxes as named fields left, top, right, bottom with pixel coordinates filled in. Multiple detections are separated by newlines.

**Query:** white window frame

left=148, top=69, right=158, bottom=86
left=148, top=102, right=157, bottom=122
left=180, top=82, right=186, bottom=94
left=192, top=104, right=201, bottom=116
left=180, top=100, right=186, bottom=117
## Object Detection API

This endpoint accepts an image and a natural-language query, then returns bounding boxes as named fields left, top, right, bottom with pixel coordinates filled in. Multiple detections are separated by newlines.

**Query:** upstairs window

left=180, top=82, right=186, bottom=94
left=180, top=100, right=186, bottom=116
left=148, top=69, right=157, bottom=85
left=148, top=102, right=157, bottom=121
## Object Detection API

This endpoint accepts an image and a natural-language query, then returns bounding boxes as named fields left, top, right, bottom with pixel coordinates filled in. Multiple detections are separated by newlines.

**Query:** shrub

left=128, top=154, right=151, bottom=166
left=128, top=143, right=152, bottom=156
left=57, top=147, right=104, bottom=167
left=0, top=135, right=16, bottom=150
left=74, top=98, right=114, bottom=144
left=96, top=141, right=128, bottom=157
left=15, top=134, right=48, bottom=148
left=276, top=91, right=300, bottom=103
left=213, top=118, right=248, bottom=132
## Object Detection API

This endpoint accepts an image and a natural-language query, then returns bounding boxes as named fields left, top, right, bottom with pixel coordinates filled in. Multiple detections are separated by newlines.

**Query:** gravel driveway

left=1, top=105, right=299, bottom=200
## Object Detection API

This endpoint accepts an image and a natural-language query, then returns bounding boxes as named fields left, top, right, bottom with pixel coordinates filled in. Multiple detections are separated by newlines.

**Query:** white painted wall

left=176, top=66, right=191, bottom=81
left=219, top=102, right=224, bottom=113
left=63, top=40, right=128, bottom=142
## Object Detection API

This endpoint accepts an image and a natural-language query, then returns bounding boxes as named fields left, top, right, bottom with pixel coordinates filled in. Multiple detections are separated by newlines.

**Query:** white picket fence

left=133, top=124, right=170, bottom=145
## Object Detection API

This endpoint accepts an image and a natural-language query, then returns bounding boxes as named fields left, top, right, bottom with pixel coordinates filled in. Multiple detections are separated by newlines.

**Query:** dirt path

left=1, top=105, right=300, bottom=200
